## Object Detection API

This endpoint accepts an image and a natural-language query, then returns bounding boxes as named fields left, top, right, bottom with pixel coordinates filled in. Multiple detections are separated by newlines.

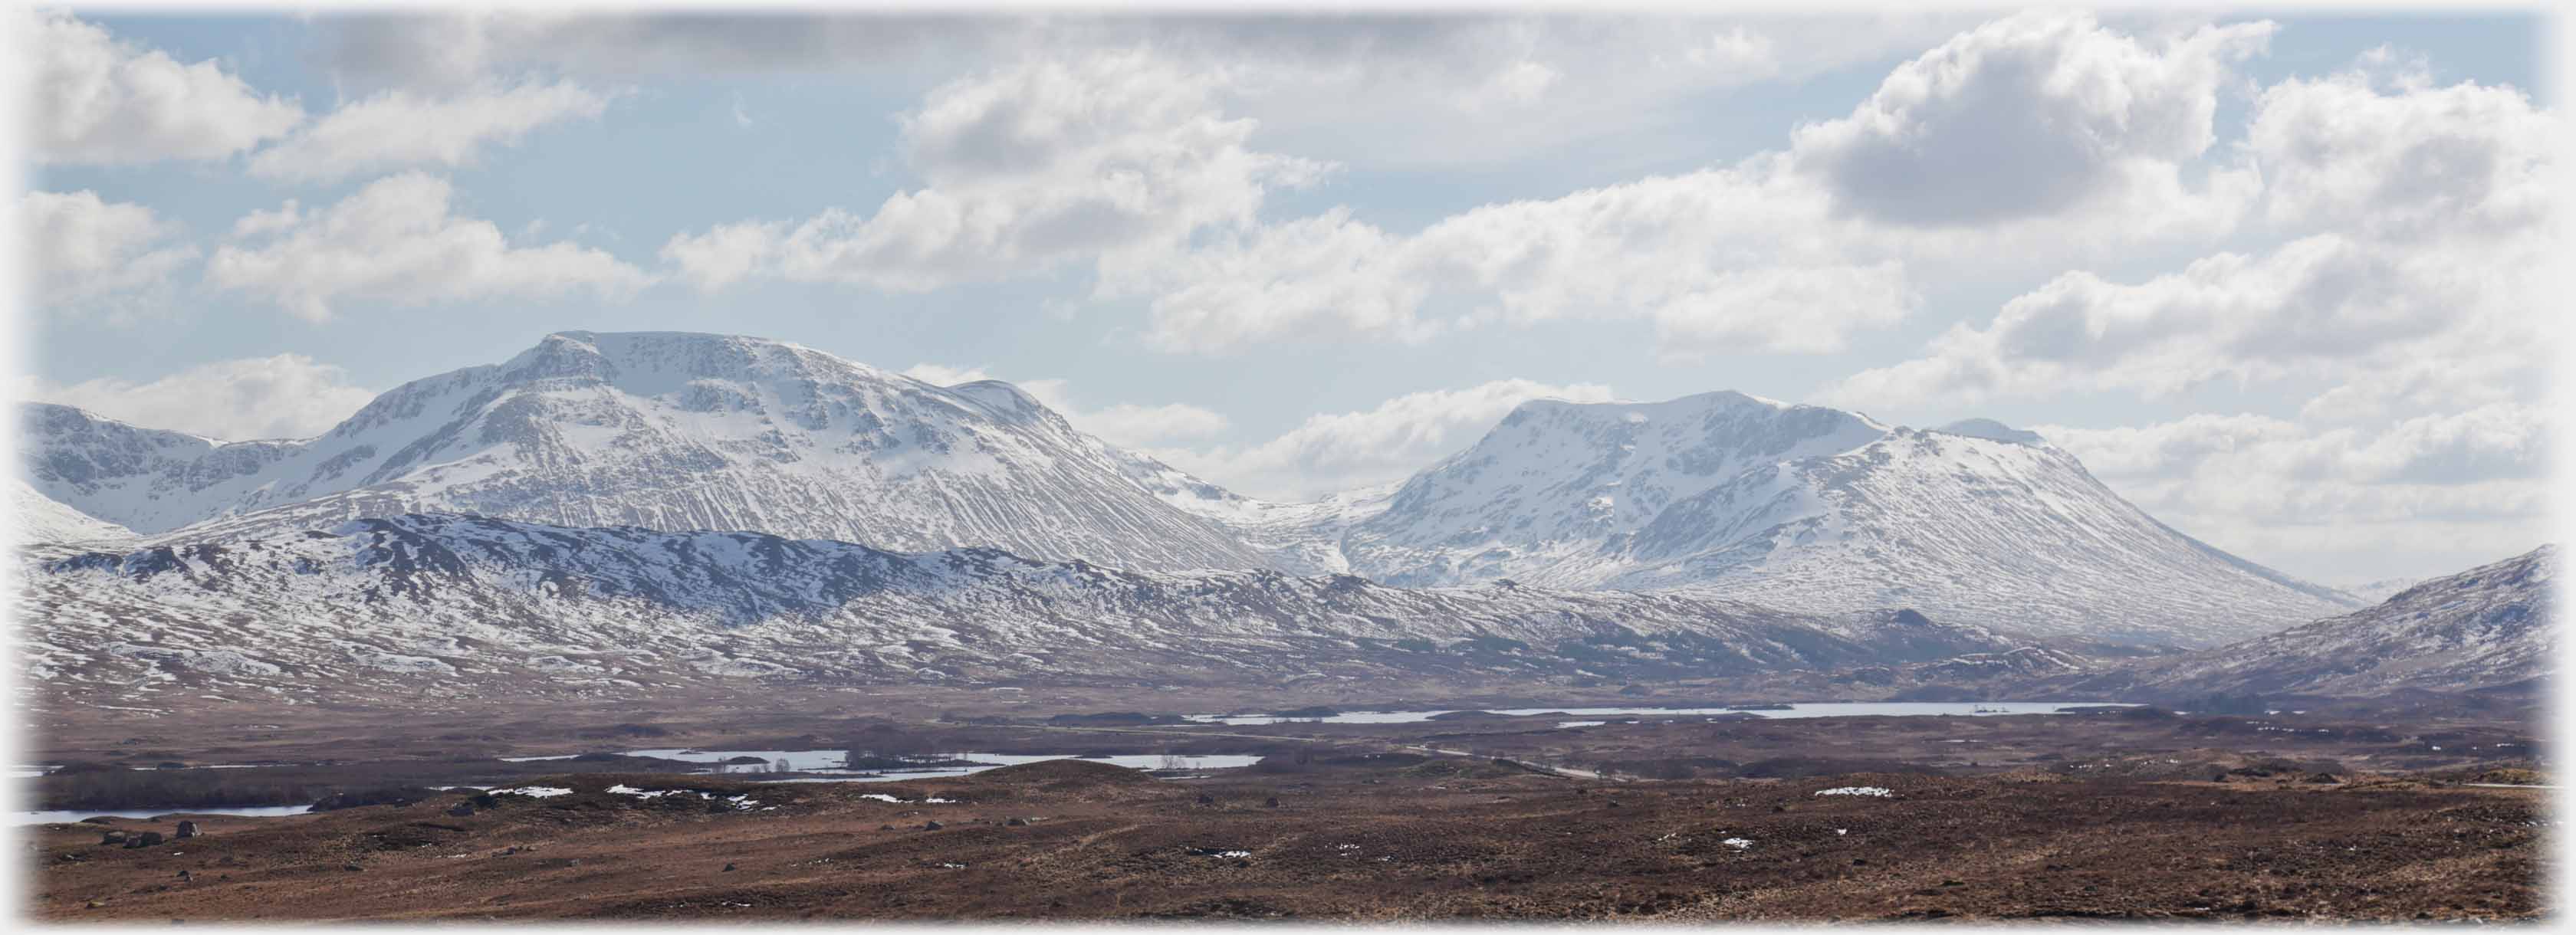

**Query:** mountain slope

left=1338, top=392, right=1888, bottom=586
left=21, top=512, right=2027, bottom=703
left=2106, top=546, right=2555, bottom=697
left=10, top=477, right=136, bottom=545
left=19, top=332, right=1265, bottom=572
left=1293, top=396, right=2352, bottom=647
left=1612, top=427, right=2355, bottom=646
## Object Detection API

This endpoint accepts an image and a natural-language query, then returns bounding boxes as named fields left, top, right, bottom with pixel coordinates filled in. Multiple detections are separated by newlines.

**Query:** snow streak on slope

left=23, top=513, right=2028, bottom=702
left=2116, top=546, right=2555, bottom=697
left=20, top=333, right=1265, bottom=572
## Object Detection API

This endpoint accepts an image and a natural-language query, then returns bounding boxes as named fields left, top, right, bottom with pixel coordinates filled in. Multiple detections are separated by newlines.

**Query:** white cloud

left=25, top=354, right=376, bottom=441
left=247, top=79, right=612, bottom=183
left=1122, top=12, right=2274, bottom=357
left=311, top=13, right=1976, bottom=171
left=2248, top=61, right=2555, bottom=242
left=1115, top=167, right=1927, bottom=356
left=1826, top=59, right=2558, bottom=415
left=1147, top=379, right=1618, bottom=501
left=1789, top=11, right=2274, bottom=226
left=663, top=51, right=1328, bottom=294
left=2036, top=404, right=2551, bottom=580
left=22, top=190, right=199, bottom=320
left=31, top=9, right=304, bottom=164
left=899, top=363, right=1229, bottom=449
left=205, top=172, right=653, bottom=321
left=1825, top=234, right=2484, bottom=404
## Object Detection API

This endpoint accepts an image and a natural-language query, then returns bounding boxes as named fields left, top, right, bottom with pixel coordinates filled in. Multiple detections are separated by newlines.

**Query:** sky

left=13, top=6, right=2561, bottom=585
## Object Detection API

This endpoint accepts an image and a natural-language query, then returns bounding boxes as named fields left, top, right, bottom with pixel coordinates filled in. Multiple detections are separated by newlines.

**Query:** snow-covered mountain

left=1276, top=394, right=2353, bottom=647
left=18, top=330, right=2356, bottom=650
left=2104, top=546, right=2555, bottom=697
left=21, top=512, right=2029, bottom=703
left=20, top=332, right=1266, bottom=572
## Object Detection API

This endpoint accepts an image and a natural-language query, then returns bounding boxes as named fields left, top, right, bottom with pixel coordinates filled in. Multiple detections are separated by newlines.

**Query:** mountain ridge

left=19, top=328, right=2358, bottom=648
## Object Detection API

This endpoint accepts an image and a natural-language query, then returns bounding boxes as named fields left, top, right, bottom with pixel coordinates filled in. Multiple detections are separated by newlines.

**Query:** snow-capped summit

left=19, top=331, right=1267, bottom=571
left=1277, top=395, right=2351, bottom=646
left=1336, top=391, right=1891, bottom=586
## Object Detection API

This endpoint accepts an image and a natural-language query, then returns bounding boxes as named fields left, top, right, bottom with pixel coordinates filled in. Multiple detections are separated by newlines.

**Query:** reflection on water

left=14, top=805, right=312, bottom=825
left=1188, top=701, right=2137, bottom=725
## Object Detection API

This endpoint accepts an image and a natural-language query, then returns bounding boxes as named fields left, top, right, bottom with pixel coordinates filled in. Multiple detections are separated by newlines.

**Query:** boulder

left=175, top=821, right=199, bottom=838
left=99, top=831, right=127, bottom=846
left=1264, top=797, right=1280, bottom=809
left=447, top=802, right=475, bottom=817
left=923, top=821, right=943, bottom=831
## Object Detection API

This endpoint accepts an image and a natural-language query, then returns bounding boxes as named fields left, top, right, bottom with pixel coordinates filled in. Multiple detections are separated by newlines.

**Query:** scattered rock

left=722, top=863, right=736, bottom=872
left=175, top=821, right=199, bottom=839
left=343, top=863, right=363, bottom=872
left=923, top=821, right=944, bottom=831
left=447, top=802, right=476, bottom=817
left=100, top=831, right=127, bottom=846
left=1198, top=794, right=1215, bottom=806
left=1264, top=797, right=1280, bottom=809
left=1006, top=817, right=1028, bottom=827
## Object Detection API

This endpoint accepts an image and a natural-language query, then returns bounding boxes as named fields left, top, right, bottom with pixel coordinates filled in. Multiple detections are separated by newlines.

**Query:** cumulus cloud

left=662, top=51, right=1328, bottom=293
left=23, top=190, right=199, bottom=320
left=31, top=9, right=304, bottom=164
left=899, top=363, right=1229, bottom=449
left=247, top=79, right=613, bottom=182
left=1146, top=379, right=1618, bottom=501
left=25, top=354, right=377, bottom=441
left=1116, top=167, right=1937, bottom=356
left=1789, top=11, right=2274, bottom=225
left=205, top=173, right=653, bottom=321
left=2247, top=60, right=2555, bottom=242
left=311, top=13, right=1976, bottom=170
left=1827, top=57, right=2558, bottom=415
left=1122, top=13, right=2273, bottom=357
left=2036, top=404, right=2551, bottom=580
